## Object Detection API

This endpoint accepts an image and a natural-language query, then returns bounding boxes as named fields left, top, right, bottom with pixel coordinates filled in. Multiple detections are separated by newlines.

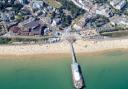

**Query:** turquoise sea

left=0, top=51, right=128, bottom=89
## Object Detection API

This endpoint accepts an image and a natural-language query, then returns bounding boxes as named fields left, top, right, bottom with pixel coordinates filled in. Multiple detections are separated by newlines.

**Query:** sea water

left=0, top=51, right=128, bottom=89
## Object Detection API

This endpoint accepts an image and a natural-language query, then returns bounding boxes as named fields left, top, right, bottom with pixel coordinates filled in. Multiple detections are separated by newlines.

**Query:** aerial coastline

left=0, top=0, right=128, bottom=89
left=0, top=0, right=128, bottom=56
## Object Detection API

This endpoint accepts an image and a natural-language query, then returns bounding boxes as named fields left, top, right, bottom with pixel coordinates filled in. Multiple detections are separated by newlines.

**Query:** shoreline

left=0, top=39, right=128, bottom=56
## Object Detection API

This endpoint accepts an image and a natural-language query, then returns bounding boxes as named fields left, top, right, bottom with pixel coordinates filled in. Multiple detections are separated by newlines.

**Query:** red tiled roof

left=9, top=26, right=21, bottom=33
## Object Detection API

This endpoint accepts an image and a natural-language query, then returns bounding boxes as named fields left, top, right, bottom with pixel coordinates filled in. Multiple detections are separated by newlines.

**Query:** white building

left=110, top=15, right=128, bottom=27
left=31, top=1, right=44, bottom=10
left=71, top=0, right=94, bottom=12
left=51, top=18, right=61, bottom=26
left=110, top=0, right=127, bottom=10
left=96, top=4, right=111, bottom=17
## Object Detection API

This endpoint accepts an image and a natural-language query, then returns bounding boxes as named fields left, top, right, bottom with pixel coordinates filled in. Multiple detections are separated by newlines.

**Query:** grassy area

left=43, top=0, right=62, bottom=8
left=101, top=30, right=128, bottom=37
left=0, top=35, right=60, bottom=44
left=0, top=38, right=12, bottom=44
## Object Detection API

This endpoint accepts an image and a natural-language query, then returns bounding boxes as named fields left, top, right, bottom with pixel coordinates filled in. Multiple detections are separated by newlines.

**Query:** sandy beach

left=0, top=39, right=128, bottom=56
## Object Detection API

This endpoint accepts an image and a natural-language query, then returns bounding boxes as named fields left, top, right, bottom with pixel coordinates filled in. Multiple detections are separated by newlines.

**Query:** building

left=39, top=16, right=52, bottom=25
left=17, top=0, right=29, bottom=4
left=71, top=0, right=99, bottom=15
left=30, top=1, right=44, bottom=10
left=51, top=18, right=61, bottom=26
left=18, top=17, right=35, bottom=27
left=53, top=31, right=63, bottom=37
left=110, top=15, right=128, bottom=27
left=43, top=27, right=52, bottom=36
left=73, top=17, right=86, bottom=31
left=1, top=11, right=15, bottom=22
left=71, top=0, right=94, bottom=12
left=73, top=13, right=93, bottom=30
left=18, top=18, right=43, bottom=36
left=9, top=26, right=21, bottom=36
left=110, top=0, right=127, bottom=10
left=96, top=4, right=112, bottom=17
